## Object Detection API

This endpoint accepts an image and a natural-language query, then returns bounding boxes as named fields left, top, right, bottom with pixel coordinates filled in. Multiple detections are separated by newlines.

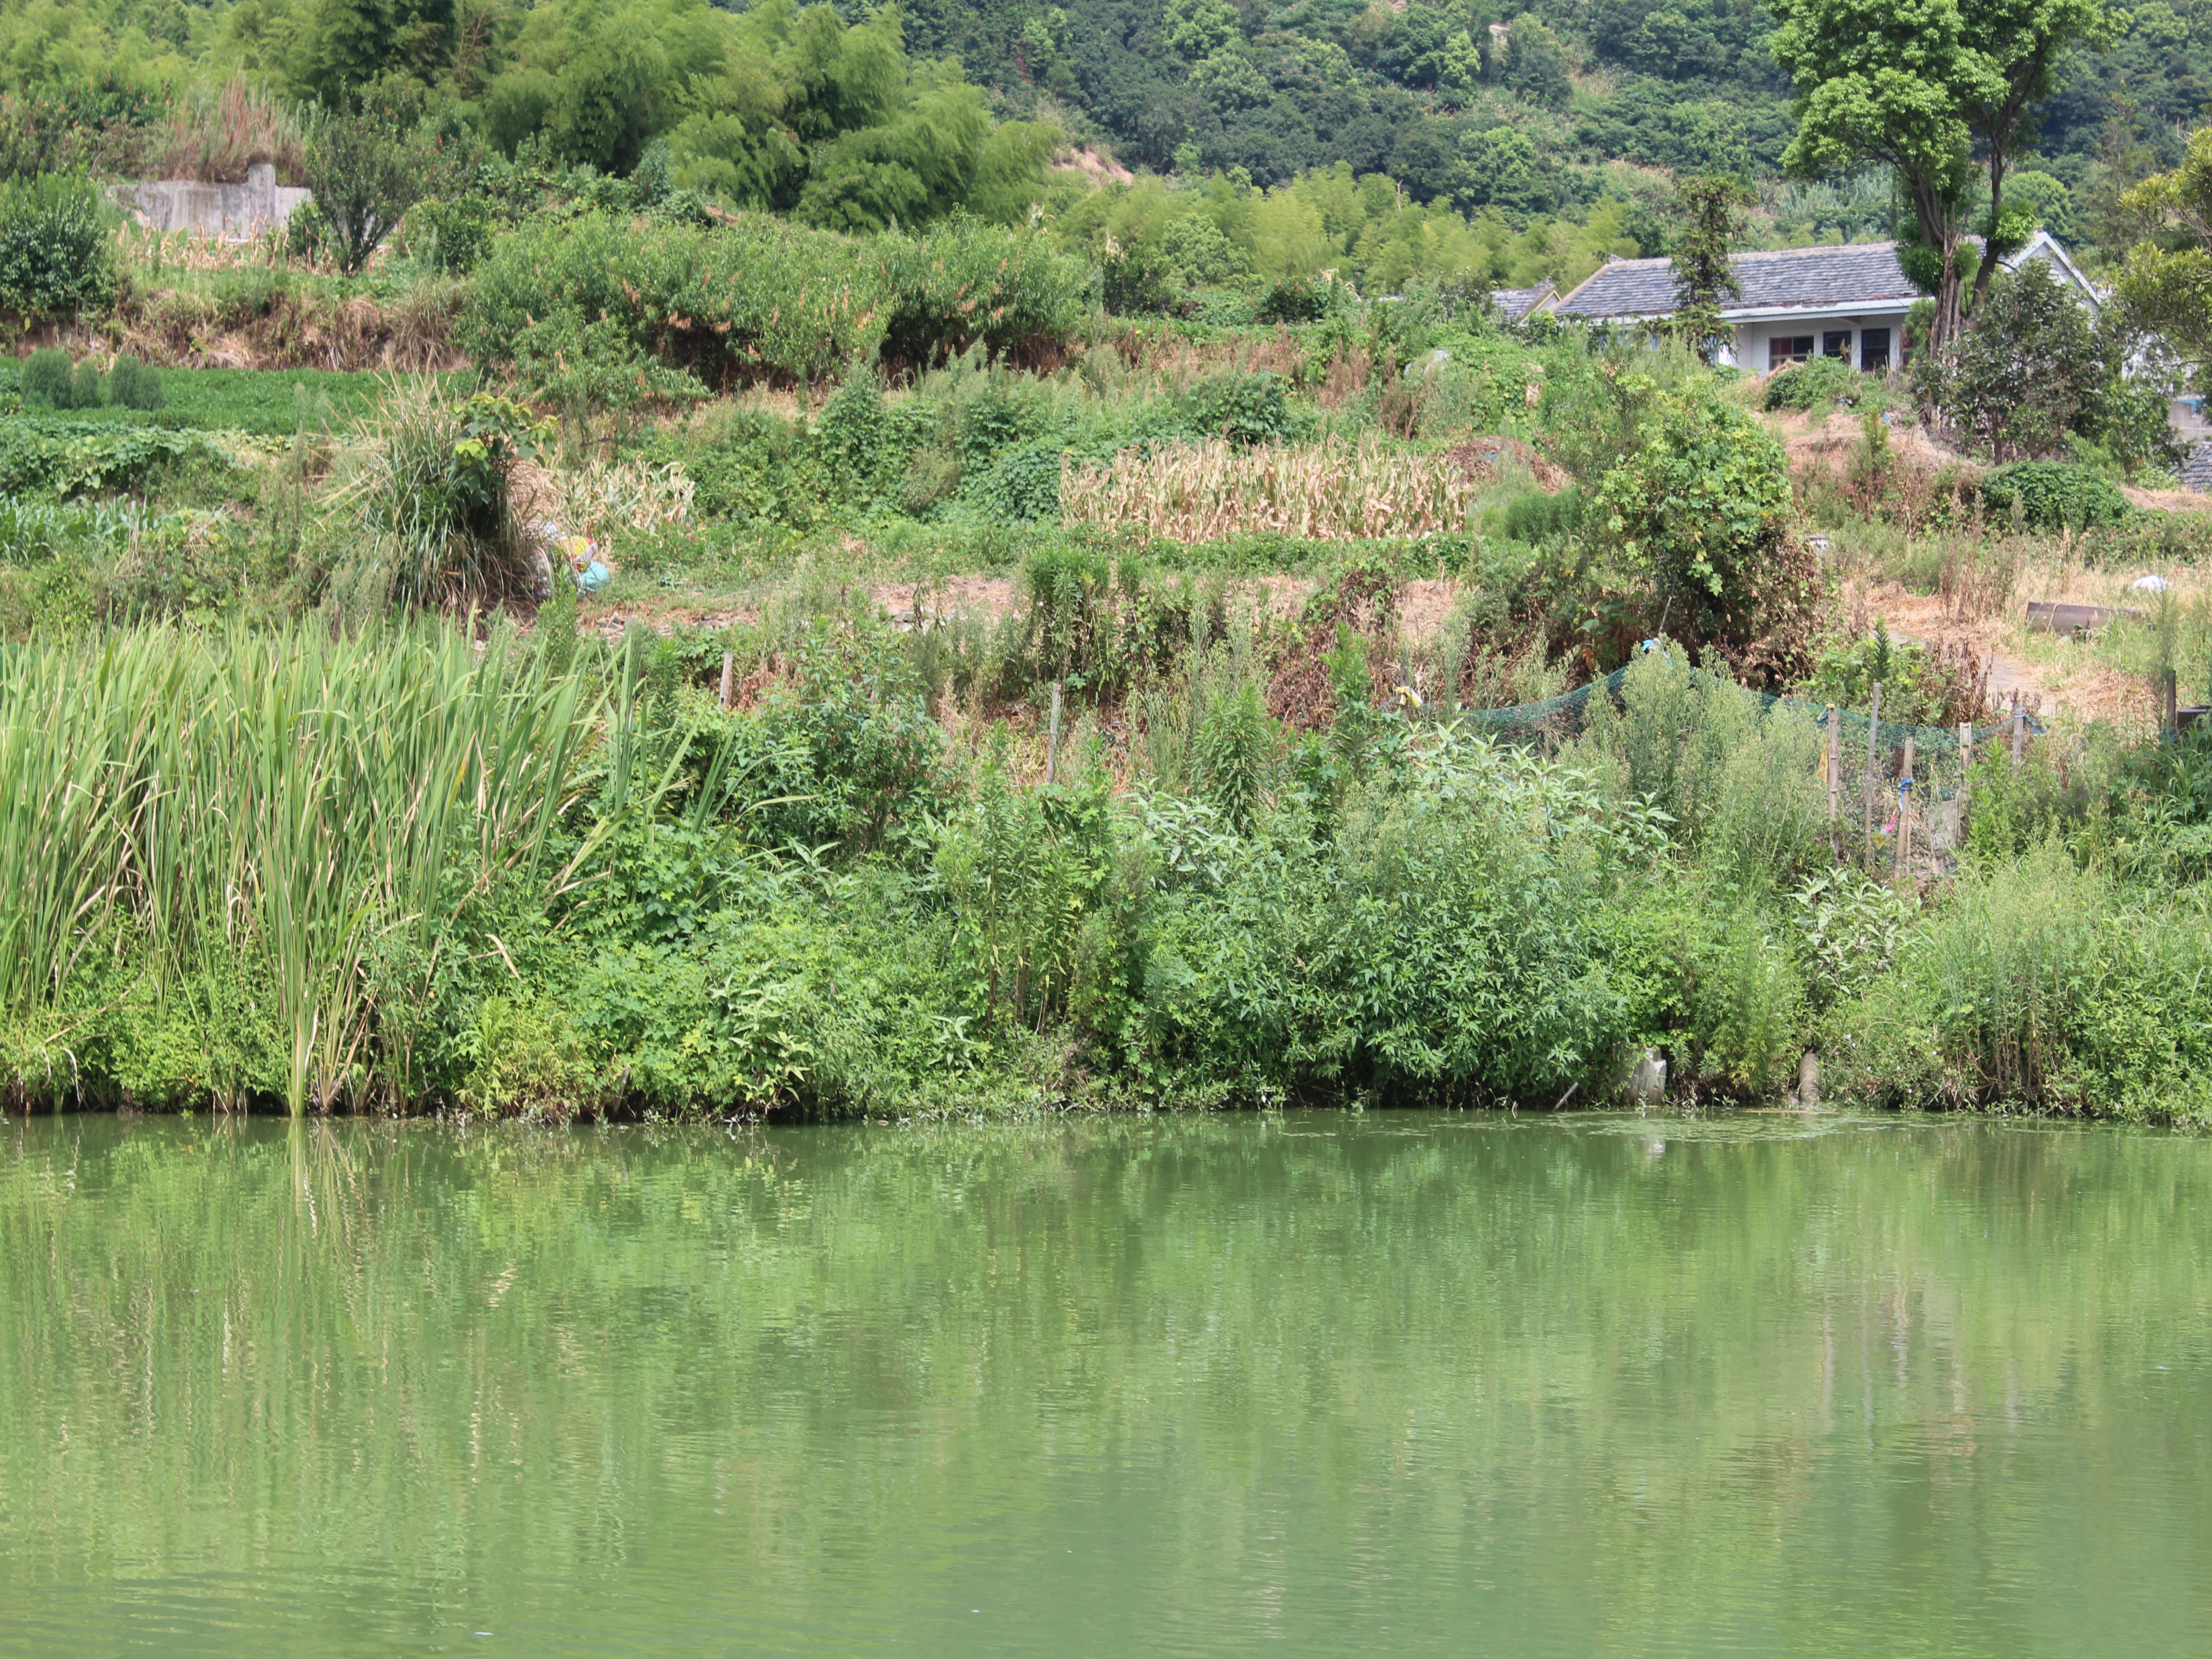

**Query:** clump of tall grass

left=326, top=380, right=548, bottom=615
left=156, top=73, right=305, bottom=184
left=1833, top=842, right=2212, bottom=1120
left=0, top=624, right=602, bottom=1113
left=1061, top=436, right=1475, bottom=542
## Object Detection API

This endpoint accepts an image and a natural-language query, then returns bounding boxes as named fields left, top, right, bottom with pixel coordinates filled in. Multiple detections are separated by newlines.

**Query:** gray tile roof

left=1550, top=241, right=1920, bottom=321
left=2182, top=441, right=2212, bottom=493
left=1491, top=282, right=1554, bottom=321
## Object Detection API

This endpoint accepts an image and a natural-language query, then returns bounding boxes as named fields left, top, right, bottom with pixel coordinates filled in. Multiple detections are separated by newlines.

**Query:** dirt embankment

left=25, top=280, right=467, bottom=373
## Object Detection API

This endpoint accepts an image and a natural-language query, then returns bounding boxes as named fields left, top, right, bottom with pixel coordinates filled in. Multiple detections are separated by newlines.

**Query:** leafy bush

left=300, top=95, right=457, bottom=275
left=463, top=212, right=1088, bottom=397
left=1978, top=461, right=2129, bottom=531
left=401, top=195, right=496, bottom=274
left=20, top=348, right=75, bottom=409
left=967, top=443, right=1065, bottom=521
left=1185, top=371, right=1308, bottom=446
left=0, top=174, right=115, bottom=321
left=105, top=355, right=163, bottom=413
left=873, top=217, right=1091, bottom=372
left=1761, top=354, right=1866, bottom=415
left=1597, top=386, right=1819, bottom=678
left=1135, top=737, right=1647, bottom=1103
left=1255, top=275, right=1332, bottom=324
left=1836, top=844, right=2212, bottom=1120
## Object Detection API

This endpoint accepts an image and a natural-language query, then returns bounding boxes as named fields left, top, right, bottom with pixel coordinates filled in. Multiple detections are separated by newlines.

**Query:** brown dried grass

left=154, top=76, right=305, bottom=185
left=1062, top=436, right=1476, bottom=543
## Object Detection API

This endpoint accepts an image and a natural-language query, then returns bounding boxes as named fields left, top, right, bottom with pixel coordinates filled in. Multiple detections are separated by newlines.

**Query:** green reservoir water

left=3, top=1111, right=2210, bottom=1656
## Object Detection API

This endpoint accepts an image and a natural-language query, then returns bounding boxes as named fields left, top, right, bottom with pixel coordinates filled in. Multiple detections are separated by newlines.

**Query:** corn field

left=0, top=625, right=599, bottom=1114
left=1061, top=437, right=1476, bottom=542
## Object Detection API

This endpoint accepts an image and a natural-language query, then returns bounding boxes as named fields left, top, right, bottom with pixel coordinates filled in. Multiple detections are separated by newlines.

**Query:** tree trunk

left=1907, top=172, right=1965, bottom=354
left=1967, top=151, right=2008, bottom=318
left=1936, top=236, right=1963, bottom=352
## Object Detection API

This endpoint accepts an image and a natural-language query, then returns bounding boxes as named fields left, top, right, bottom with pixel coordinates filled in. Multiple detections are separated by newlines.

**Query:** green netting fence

left=1455, top=656, right=2047, bottom=858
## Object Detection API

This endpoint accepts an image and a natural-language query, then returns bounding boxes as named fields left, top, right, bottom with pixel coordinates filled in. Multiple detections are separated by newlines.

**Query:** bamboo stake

left=1958, top=720, right=1972, bottom=824
left=1824, top=705, right=1839, bottom=822
left=1863, top=682, right=1881, bottom=853
left=1045, top=681, right=1063, bottom=786
left=1897, top=735, right=1914, bottom=876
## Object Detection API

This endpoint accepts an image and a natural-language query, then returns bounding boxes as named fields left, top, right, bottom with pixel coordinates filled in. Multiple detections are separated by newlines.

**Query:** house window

left=1769, top=336, right=1815, bottom=369
left=1822, top=331, right=1852, bottom=359
left=1860, top=328, right=1892, bottom=372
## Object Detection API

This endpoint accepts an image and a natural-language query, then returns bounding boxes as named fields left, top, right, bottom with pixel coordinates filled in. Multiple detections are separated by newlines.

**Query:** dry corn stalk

left=543, top=458, right=697, bottom=539
left=1061, top=436, right=1473, bottom=542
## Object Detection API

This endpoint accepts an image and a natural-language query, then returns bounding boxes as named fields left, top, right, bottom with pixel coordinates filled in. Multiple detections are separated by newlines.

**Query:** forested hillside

left=916, top=0, right=2188, bottom=259
left=0, top=0, right=2201, bottom=267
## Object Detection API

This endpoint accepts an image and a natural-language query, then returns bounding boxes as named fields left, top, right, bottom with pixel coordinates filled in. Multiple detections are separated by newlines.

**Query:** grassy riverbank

left=7, top=194, right=2212, bottom=1120
left=3, top=605, right=2208, bottom=1122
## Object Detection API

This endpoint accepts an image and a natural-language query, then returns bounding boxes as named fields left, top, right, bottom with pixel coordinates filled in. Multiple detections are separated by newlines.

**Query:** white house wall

left=1727, top=314, right=1908, bottom=373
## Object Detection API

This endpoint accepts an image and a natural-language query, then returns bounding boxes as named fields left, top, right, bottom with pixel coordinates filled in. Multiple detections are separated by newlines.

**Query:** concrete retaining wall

left=116, top=163, right=311, bottom=239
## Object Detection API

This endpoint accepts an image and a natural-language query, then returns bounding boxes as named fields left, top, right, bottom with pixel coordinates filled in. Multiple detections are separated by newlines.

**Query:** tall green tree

left=1669, top=174, right=1751, bottom=364
left=1770, top=0, right=2112, bottom=349
left=1958, top=0, right=2114, bottom=313
left=1767, top=0, right=1980, bottom=349
left=2116, top=126, right=2212, bottom=382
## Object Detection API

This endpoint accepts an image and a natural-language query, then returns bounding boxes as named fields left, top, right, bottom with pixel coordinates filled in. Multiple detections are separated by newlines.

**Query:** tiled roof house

left=1491, top=282, right=1554, bottom=323
left=1539, top=231, right=2099, bottom=375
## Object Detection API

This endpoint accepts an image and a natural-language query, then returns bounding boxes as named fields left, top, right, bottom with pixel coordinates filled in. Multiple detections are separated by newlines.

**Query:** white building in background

left=1538, top=231, right=2101, bottom=373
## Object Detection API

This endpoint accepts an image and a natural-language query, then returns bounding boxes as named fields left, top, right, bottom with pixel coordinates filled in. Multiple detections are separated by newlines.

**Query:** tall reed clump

left=1060, top=436, right=1475, bottom=542
left=156, top=73, right=305, bottom=184
left=327, top=381, right=549, bottom=615
left=1832, top=841, right=2212, bottom=1120
left=0, top=624, right=601, bottom=1114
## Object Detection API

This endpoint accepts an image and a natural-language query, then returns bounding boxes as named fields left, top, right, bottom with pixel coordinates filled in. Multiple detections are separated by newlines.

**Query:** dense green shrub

left=1978, top=461, right=2129, bottom=531
left=1597, top=386, right=1820, bottom=678
left=873, top=217, right=1091, bottom=372
left=462, top=212, right=1088, bottom=397
left=0, top=174, right=115, bottom=322
left=1185, top=371, right=1309, bottom=446
left=401, top=195, right=496, bottom=273
left=1134, top=737, right=1650, bottom=1102
left=19, top=348, right=75, bottom=409
left=105, top=355, right=163, bottom=413
left=1760, top=354, right=1866, bottom=415
left=1256, top=276, right=1332, bottom=324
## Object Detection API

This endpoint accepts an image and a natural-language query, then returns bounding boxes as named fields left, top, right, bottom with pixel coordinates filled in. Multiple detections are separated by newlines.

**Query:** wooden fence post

left=2011, top=690, right=2025, bottom=768
left=718, top=651, right=734, bottom=710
